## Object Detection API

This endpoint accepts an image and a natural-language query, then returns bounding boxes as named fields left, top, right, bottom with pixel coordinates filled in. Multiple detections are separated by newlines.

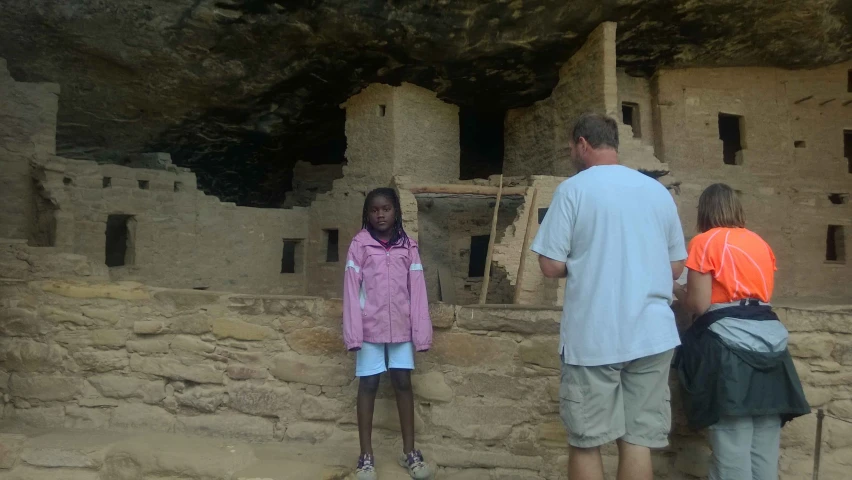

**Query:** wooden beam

left=408, top=184, right=527, bottom=196
left=479, top=175, right=503, bottom=304
left=513, top=188, right=538, bottom=304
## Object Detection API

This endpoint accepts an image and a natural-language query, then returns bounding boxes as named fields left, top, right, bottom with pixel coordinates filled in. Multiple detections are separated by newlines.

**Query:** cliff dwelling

left=1, top=2, right=852, bottom=479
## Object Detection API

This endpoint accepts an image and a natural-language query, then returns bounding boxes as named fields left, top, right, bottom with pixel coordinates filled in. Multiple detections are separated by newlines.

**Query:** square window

left=826, top=225, right=846, bottom=264
left=174, top=181, right=184, bottom=192
left=103, top=177, right=112, bottom=188
left=281, top=239, right=304, bottom=273
left=138, top=180, right=150, bottom=190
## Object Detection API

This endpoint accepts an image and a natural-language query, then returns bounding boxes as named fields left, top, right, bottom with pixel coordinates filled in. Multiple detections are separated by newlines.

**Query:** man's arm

left=671, top=260, right=685, bottom=281
left=539, top=255, right=568, bottom=279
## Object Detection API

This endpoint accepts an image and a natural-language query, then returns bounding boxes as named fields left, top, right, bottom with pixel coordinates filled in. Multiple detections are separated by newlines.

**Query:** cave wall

left=653, top=63, right=852, bottom=298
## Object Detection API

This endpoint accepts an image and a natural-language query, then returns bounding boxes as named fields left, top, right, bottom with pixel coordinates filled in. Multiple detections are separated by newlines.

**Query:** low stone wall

left=1, top=245, right=851, bottom=479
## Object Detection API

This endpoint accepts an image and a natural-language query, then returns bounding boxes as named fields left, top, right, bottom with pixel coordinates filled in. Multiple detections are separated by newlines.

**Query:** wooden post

left=479, top=175, right=504, bottom=304
left=813, top=409, right=824, bottom=480
left=513, top=188, right=538, bottom=304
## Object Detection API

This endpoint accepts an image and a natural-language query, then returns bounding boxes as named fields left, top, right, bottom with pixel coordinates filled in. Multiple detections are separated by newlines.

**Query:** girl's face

left=368, top=195, right=395, bottom=233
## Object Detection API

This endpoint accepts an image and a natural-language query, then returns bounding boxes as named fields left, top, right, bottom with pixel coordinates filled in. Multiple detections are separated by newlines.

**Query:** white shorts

left=355, top=342, right=415, bottom=377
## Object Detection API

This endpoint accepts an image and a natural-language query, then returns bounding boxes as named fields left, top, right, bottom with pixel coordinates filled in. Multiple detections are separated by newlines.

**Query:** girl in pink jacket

left=343, top=188, right=433, bottom=480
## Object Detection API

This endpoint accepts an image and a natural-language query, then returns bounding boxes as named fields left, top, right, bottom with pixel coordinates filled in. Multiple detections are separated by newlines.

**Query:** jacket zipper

left=387, top=247, right=392, bottom=342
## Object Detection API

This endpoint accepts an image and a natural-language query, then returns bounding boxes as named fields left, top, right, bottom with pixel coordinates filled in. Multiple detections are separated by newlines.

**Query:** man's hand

left=539, top=255, right=568, bottom=278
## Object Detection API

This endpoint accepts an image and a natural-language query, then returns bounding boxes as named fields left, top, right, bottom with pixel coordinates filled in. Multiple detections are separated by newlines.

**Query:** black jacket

left=674, top=304, right=810, bottom=430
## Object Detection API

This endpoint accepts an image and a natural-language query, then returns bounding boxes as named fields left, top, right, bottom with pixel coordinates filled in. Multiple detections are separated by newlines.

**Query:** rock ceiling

left=1, top=0, right=850, bottom=206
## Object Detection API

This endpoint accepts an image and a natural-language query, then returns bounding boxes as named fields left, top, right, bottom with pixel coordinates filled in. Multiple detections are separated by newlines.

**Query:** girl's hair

left=697, top=183, right=746, bottom=233
left=362, top=188, right=410, bottom=247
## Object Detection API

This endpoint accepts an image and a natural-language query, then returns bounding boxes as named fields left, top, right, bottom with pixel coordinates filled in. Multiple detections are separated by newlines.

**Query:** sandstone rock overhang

left=1, top=0, right=849, bottom=205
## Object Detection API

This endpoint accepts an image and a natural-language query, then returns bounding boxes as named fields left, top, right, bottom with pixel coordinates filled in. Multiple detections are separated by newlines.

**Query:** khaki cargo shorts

left=559, top=349, right=674, bottom=449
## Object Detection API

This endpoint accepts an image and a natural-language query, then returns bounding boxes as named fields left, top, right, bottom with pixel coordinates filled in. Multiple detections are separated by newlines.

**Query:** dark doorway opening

left=621, top=102, right=641, bottom=138
left=460, top=109, right=505, bottom=180
left=468, top=234, right=490, bottom=277
left=718, top=114, right=744, bottom=165
left=324, top=229, right=340, bottom=263
left=105, top=215, right=135, bottom=267
left=844, top=130, right=852, bottom=174
left=281, top=239, right=302, bottom=273
left=826, top=225, right=846, bottom=263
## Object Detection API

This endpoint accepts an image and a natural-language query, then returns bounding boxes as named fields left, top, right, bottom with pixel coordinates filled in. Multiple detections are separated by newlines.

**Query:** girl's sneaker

left=355, top=453, right=377, bottom=480
left=398, top=449, right=432, bottom=479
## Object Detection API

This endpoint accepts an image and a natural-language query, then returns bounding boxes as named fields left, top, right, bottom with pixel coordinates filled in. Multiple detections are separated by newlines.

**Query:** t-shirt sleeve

left=685, top=232, right=716, bottom=275
left=530, top=184, right=575, bottom=262
left=666, top=200, right=688, bottom=262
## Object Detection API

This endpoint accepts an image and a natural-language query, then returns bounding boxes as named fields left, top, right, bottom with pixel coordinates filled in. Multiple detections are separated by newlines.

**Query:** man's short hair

left=571, top=113, right=619, bottom=151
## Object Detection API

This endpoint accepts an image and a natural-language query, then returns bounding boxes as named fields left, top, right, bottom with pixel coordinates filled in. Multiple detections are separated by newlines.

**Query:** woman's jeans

left=709, top=415, right=781, bottom=480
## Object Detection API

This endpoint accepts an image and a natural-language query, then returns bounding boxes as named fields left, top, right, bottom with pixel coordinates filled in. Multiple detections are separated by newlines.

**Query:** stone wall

left=654, top=63, right=852, bottom=298
left=503, top=22, right=619, bottom=177
left=3, top=242, right=850, bottom=479
left=0, top=59, right=59, bottom=241
left=30, top=157, right=310, bottom=295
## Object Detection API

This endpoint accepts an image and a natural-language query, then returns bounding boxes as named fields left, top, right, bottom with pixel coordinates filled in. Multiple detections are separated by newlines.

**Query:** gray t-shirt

left=531, top=165, right=687, bottom=366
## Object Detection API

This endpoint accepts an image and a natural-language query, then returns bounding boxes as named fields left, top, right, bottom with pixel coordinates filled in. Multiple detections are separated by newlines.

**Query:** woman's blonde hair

left=697, top=183, right=746, bottom=233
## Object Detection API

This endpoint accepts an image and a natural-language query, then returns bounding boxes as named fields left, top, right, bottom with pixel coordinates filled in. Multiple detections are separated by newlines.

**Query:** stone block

left=126, top=338, right=170, bottom=354
left=130, top=354, right=223, bottom=384
left=176, top=412, right=274, bottom=440
left=0, top=339, right=67, bottom=372
left=284, top=328, right=342, bottom=355
left=8, top=406, right=65, bottom=427
left=88, top=375, right=156, bottom=399
left=0, top=307, right=48, bottom=336
left=421, top=444, right=542, bottom=470
left=175, top=386, right=225, bottom=413
left=788, top=333, right=835, bottom=358
left=171, top=335, right=215, bottom=354
left=456, top=306, right=560, bottom=334
left=826, top=418, right=852, bottom=450
left=536, top=421, right=567, bottom=448
left=270, top=355, right=351, bottom=387
left=780, top=413, right=816, bottom=449
left=0, top=433, right=26, bottom=469
left=39, top=306, right=98, bottom=327
left=21, top=447, right=99, bottom=469
left=153, top=290, right=221, bottom=311
left=211, top=318, right=275, bottom=341
left=226, top=365, right=268, bottom=380
left=285, top=422, right=334, bottom=444
left=10, top=374, right=82, bottom=401
left=228, top=382, right=296, bottom=417
left=5, top=466, right=100, bottom=480
left=73, top=350, right=129, bottom=372
left=449, top=373, right=531, bottom=401
left=65, top=405, right=113, bottom=429
left=88, top=329, right=128, bottom=348
left=828, top=400, right=852, bottom=422
left=432, top=404, right=531, bottom=430
left=111, top=403, right=175, bottom=432
left=518, top=337, right=560, bottom=370
left=169, top=315, right=212, bottom=334
left=833, top=342, right=852, bottom=366
left=430, top=333, right=517, bottom=367
left=36, top=280, right=150, bottom=300
left=133, top=321, right=166, bottom=335
left=300, top=395, right=347, bottom=421
left=429, top=303, right=455, bottom=329
left=412, top=371, right=454, bottom=402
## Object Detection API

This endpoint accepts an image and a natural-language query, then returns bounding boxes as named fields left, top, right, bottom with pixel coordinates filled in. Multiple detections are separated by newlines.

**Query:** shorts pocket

left=559, top=374, right=586, bottom=436
left=659, top=385, right=672, bottom=433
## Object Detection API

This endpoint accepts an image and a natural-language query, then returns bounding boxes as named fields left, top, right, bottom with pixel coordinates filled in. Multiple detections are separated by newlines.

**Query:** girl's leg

left=357, top=374, right=381, bottom=455
left=389, top=368, right=415, bottom=453
left=750, top=415, right=781, bottom=480
left=708, top=415, right=753, bottom=480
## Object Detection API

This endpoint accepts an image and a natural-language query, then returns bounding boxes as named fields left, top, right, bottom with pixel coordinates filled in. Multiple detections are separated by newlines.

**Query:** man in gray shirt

left=533, top=113, right=686, bottom=480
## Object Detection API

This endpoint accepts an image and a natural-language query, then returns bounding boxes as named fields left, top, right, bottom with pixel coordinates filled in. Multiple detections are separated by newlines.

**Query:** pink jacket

left=342, top=230, right=432, bottom=352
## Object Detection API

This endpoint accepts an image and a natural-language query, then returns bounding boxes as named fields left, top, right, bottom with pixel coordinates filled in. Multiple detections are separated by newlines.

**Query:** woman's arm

left=681, top=269, right=712, bottom=315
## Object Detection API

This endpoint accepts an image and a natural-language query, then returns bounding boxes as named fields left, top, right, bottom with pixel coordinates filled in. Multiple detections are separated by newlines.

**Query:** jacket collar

left=354, top=229, right=416, bottom=249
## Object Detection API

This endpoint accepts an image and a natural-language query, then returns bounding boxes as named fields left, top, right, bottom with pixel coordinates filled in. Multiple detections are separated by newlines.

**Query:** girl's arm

left=342, top=241, right=364, bottom=351
left=682, top=269, right=712, bottom=315
left=408, top=246, right=432, bottom=352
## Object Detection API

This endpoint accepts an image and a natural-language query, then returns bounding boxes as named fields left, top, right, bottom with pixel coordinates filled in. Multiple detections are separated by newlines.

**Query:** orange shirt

left=685, top=227, right=776, bottom=304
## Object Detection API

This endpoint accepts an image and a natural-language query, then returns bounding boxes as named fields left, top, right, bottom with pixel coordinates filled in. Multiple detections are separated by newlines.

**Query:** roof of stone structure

left=1, top=0, right=849, bottom=205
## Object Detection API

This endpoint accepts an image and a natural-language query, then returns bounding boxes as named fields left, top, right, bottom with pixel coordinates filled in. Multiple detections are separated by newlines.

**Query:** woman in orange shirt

left=674, top=183, right=809, bottom=480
